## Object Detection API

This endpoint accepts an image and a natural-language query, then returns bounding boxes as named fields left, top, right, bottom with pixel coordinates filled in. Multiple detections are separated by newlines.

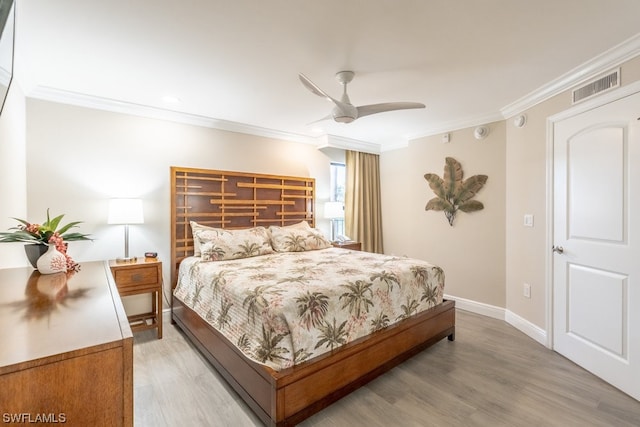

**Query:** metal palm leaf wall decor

left=424, top=157, right=488, bottom=226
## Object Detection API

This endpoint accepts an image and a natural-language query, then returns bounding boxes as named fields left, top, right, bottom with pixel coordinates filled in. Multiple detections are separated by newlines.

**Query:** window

left=330, top=162, right=345, bottom=203
left=329, top=163, right=345, bottom=238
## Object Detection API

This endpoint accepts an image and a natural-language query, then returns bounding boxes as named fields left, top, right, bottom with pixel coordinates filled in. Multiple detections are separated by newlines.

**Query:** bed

left=170, top=167, right=455, bottom=426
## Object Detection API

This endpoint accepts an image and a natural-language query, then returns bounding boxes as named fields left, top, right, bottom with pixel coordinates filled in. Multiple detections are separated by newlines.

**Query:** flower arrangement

left=0, top=209, right=92, bottom=272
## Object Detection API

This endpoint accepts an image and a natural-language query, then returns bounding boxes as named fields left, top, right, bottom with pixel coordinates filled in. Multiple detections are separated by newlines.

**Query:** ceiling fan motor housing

left=332, top=104, right=357, bottom=123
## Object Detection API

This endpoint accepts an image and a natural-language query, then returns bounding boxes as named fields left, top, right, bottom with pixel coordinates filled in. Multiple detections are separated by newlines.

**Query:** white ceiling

left=14, top=0, right=640, bottom=150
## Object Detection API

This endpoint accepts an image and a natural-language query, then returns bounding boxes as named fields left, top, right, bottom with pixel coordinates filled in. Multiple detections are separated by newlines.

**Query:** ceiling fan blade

left=306, top=114, right=333, bottom=126
left=299, top=73, right=339, bottom=103
left=356, top=102, right=425, bottom=119
left=299, top=73, right=354, bottom=120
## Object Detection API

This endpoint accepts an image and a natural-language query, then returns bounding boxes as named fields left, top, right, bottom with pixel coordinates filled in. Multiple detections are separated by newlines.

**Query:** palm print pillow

left=269, top=226, right=332, bottom=252
left=196, top=227, right=273, bottom=261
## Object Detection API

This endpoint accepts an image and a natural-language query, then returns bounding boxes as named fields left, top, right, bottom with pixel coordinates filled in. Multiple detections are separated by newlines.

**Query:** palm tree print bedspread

left=174, top=247, right=445, bottom=371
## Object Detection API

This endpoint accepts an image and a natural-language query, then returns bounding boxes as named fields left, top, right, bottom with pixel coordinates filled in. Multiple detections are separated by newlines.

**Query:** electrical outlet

left=523, top=283, right=531, bottom=298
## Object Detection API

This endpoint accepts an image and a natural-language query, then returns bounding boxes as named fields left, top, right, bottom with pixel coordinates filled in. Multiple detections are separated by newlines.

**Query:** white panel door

left=553, top=90, right=640, bottom=400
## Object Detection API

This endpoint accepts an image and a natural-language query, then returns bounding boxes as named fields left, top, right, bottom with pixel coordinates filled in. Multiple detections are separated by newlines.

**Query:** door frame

left=545, top=79, right=640, bottom=349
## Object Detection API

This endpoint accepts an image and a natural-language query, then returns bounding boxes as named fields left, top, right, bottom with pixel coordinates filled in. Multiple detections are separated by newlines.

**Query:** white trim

left=502, top=33, right=640, bottom=118
left=545, top=111, right=555, bottom=350
left=545, top=81, right=640, bottom=351
left=24, top=34, right=640, bottom=153
left=505, top=310, right=548, bottom=347
left=443, top=294, right=505, bottom=320
left=444, top=294, right=548, bottom=347
left=27, top=85, right=323, bottom=146
left=407, top=111, right=504, bottom=141
left=380, top=140, right=409, bottom=152
left=548, top=79, right=640, bottom=123
left=316, top=134, right=381, bottom=155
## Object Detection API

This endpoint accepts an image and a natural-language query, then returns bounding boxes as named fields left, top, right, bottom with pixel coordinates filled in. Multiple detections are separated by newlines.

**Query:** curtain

left=345, top=150, right=384, bottom=253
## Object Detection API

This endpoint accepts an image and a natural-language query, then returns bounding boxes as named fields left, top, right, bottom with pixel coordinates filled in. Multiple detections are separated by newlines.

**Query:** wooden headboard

left=170, top=166, right=316, bottom=286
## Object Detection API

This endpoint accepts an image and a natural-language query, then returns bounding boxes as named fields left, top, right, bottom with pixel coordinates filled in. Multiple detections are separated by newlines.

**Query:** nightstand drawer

left=112, top=266, right=159, bottom=290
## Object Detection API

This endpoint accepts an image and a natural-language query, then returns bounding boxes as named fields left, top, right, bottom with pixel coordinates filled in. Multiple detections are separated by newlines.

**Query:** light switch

left=524, top=214, right=534, bottom=227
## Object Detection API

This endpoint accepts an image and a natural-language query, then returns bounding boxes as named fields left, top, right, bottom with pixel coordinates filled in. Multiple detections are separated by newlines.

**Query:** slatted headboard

left=170, top=166, right=316, bottom=286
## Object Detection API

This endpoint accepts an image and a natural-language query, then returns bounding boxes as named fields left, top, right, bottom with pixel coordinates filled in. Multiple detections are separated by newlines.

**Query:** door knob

left=552, top=245, right=564, bottom=254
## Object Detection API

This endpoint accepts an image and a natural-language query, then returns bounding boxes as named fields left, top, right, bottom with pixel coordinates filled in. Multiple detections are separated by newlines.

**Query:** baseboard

left=504, top=310, right=548, bottom=347
left=444, top=294, right=548, bottom=347
left=444, top=294, right=505, bottom=320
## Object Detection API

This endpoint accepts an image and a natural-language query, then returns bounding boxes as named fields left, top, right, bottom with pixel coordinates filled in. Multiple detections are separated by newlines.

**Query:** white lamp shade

left=108, top=198, right=144, bottom=224
left=324, top=202, right=344, bottom=219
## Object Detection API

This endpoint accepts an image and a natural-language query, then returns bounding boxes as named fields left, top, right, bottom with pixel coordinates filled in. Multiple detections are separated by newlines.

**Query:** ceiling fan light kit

left=299, top=71, right=425, bottom=124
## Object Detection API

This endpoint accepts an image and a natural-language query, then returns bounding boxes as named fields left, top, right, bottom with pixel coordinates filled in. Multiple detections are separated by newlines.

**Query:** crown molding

left=316, top=134, right=380, bottom=155
left=27, top=85, right=387, bottom=153
left=406, top=110, right=505, bottom=141
left=26, top=85, right=321, bottom=146
left=24, top=32, right=640, bottom=155
left=501, top=32, right=640, bottom=118
left=379, top=140, right=409, bottom=152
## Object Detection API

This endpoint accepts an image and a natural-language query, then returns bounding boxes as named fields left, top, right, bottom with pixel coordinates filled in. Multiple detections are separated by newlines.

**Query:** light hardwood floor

left=133, top=309, right=640, bottom=426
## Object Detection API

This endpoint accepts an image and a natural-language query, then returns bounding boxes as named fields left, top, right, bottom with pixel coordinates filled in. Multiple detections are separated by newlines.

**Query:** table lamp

left=108, top=198, right=144, bottom=263
left=324, top=201, right=344, bottom=241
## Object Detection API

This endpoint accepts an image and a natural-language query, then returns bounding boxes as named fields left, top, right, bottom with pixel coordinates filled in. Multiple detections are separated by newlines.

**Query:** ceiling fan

left=299, top=71, right=425, bottom=124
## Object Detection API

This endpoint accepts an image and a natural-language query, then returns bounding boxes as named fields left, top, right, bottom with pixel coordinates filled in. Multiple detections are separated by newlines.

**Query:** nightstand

left=109, top=258, right=163, bottom=339
left=332, top=241, right=362, bottom=251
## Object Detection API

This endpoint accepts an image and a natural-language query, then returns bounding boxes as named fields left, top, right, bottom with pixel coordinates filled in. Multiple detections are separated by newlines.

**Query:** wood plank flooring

left=133, top=309, right=640, bottom=426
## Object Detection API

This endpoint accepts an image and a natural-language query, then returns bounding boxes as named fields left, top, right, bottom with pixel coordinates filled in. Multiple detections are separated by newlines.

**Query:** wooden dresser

left=0, top=261, right=133, bottom=426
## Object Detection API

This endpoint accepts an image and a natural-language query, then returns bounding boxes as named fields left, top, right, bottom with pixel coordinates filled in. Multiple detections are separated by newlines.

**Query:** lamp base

left=115, top=256, right=138, bottom=264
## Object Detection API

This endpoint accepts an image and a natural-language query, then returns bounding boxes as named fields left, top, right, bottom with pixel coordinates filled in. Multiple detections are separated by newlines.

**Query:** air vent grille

left=572, top=69, right=620, bottom=104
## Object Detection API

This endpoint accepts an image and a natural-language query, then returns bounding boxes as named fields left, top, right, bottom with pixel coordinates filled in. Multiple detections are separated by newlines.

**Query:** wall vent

left=572, top=69, right=620, bottom=104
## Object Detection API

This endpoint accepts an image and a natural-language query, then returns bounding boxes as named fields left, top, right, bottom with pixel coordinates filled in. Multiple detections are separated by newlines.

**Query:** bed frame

left=170, top=166, right=455, bottom=426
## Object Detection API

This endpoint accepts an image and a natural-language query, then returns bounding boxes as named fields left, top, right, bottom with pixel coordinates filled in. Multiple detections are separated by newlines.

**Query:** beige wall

left=10, top=99, right=336, bottom=301
left=504, top=93, right=566, bottom=328
left=0, top=83, right=27, bottom=267
left=504, top=55, right=640, bottom=329
left=382, top=55, right=640, bottom=333
left=3, top=55, right=639, bottom=330
left=381, top=121, right=506, bottom=308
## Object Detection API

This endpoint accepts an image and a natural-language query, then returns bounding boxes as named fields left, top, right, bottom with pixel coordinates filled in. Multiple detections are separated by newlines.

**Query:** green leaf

left=60, top=232, right=93, bottom=241
left=44, top=213, right=65, bottom=233
left=11, top=218, right=30, bottom=227
left=0, top=231, right=39, bottom=243
left=458, top=200, right=484, bottom=213
left=56, top=220, right=82, bottom=235
left=443, top=157, right=463, bottom=199
left=425, top=197, right=452, bottom=212
left=454, top=175, right=488, bottom=204
left=423, top=173, right=446, bottom=199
